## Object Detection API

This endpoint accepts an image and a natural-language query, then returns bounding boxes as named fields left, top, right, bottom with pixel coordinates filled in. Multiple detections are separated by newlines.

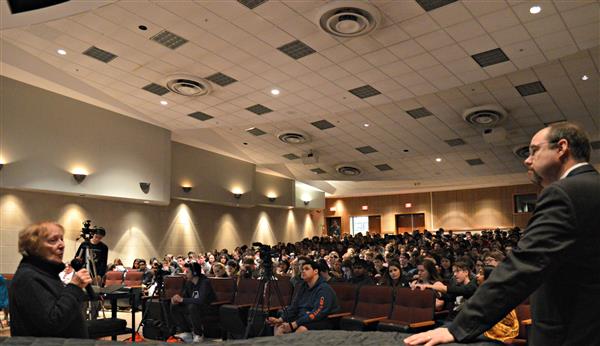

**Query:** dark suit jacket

left=448, top=164, right=600, bottom=346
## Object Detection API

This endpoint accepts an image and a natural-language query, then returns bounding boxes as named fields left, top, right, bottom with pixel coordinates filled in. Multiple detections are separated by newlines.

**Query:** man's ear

left=557, top=138, right=569, bottom=159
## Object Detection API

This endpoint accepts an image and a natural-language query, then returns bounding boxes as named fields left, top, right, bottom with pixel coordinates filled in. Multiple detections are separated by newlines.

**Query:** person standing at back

left=405, top=122, right=600, bottom=346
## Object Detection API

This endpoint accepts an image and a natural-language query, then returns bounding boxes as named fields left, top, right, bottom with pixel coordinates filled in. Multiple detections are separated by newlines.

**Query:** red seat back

left=330, top=283, right=359, bottom=313
left=234, top=279, right=260, bottom=305
left=353, top=285, right=393, bottom=318
left=163, top=275, right=186, bottom=299
left=124, top=270, right=143, bottom=287
left=209, top=277, right=236, bottom=303
left=104, top=271, right=124, bottom=287
left=267, top=277, right=293, bottom=307
left=390, top=287, right=435, bottom=323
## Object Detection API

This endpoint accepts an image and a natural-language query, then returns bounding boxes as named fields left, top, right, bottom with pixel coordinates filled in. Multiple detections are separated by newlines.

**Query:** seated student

left=348, top=259, right=375, bottom=286
left=478, top=266, right=519, bottom=342
left=171, top=262, right=216, bottom=343
left=210, top=262, right=227, bottom=278
left=382, top=260, right=405, bottom=288
left=266, top=260, right=339, bottom=335
left=418, top=261, right=478, bottom=321
left=225, top=260, right=239, bottom=278
left=411, top=259, right=446, bottom=311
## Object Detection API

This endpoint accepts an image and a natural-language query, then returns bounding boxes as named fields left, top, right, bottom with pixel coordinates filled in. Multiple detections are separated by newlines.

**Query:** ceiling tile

left=399, top=14, right=441, bottom=37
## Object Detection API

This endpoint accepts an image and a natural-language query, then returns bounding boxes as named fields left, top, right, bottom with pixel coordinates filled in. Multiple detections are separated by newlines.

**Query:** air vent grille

left=337, top=165, right=362, bottom=176
left=416, top=0, right=458, bottom=11
left=406, top=107, right=433, bottom=119
left=246, top=104, right=273, bottom=115
left=278, top=131, right=310, bottom=144
left=471, top=48, right=509, bottom=67
left=466, top=158, right=484, bottom=166
left=165, top=75, right=211, bottom=96
left=282, top=153, right=300, bottom=160
left=83, top=46, right=117, bottom=63
left=515, top=81, right=546, bottom=96
left=188, top=111, right=213, bottom=122
left=150, top=30, right=188, bottom=50
left=278, top=40, right=316, bottom=60
left=246, top=127, right=266, bottom=136
left=374, top=163, right=393, bottom=171
left=349, top=85, right=381, bottom=99
left=238, top=0, right=268, bottom=9
left=142, top=83, right=170, bottom=96
left=445, top=138, right=466, bottom=147
left=311, top=120, right=335, bottom=130
left=206, top=72, right=238, bottom=87
left=356, top=146, right=377, bottom=154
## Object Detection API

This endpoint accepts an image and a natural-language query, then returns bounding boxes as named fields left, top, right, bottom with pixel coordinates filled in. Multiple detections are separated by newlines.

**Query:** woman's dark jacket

left=9, top=256, right=88, bottom=338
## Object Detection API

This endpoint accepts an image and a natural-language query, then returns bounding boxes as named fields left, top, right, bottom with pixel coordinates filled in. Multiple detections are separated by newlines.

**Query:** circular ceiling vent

left=513, top=145, right=530, bottom=160
left=164, top=74, right=212, bottom=97
left=277, top=131, right=311, bottom=145
left=336, top=164, right=362, bottom=176
left=462, top=104, right=507, bottom=127
left=316, top=1, right=381, bottom=38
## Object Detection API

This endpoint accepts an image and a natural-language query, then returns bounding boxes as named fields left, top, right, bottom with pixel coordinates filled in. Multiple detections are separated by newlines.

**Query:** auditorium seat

left=117, top=271, right=143, bottom=309
left=339, top=285, right=393, bottom=331
left=219, top=279, right=261, bottom=339
left=203, top=277, right=237, bottom=338
left=328, top=283, right=359, bottom=328
left=377, top=287, right=436, bottom=333
left=103, top=271, right=124, bottom=287
left=162, top=275, right=186, bottom=300
left=505, top=299, right=532, bottom=345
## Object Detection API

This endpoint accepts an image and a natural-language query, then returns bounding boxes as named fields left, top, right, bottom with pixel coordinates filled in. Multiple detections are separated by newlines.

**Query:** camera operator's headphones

left=186, top=262, right=202, bottom=277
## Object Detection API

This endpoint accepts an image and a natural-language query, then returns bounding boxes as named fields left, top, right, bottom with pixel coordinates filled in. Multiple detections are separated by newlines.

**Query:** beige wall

left=325, top=184, right=540, bottom=234
left=0, top=188, right=324, bottom=273
left=0, top=76, right=172, bottom=204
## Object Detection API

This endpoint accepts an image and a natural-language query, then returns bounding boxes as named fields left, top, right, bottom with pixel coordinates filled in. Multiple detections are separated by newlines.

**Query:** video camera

left=80, top=220, right=106, bottom=242
left=252, top=242, right=279, bottom=275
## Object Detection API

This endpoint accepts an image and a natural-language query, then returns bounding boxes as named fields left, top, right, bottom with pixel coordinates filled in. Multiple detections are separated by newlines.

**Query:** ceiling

left=1, top=0, right=599, bottom=197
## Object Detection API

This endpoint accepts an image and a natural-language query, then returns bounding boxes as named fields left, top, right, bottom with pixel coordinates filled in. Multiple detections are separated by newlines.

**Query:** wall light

left=303, top=200, right=310, bottom=206
left=181, top=186, right=192, bottom=193
left=233, top=192, right=242, bottom=199
left=72, top=173, right=87, bottom=184
left=268, top=196, right=277, bottom=202
left=140, top=182, right=151, bottom=194
left=0, top=163, right=3, bottom=171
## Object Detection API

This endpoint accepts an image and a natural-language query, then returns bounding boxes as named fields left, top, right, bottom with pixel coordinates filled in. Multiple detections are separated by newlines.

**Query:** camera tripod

left=243, top=265, right=289, bottom=339
left=134, top=274, right=170, bottom=340
left=74, top=240, right=105, bottom=319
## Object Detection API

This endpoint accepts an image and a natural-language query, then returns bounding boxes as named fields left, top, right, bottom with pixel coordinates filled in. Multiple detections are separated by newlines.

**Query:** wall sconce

left=140, top=182, right=151, bottom=194
left=0, top=163, right=3, bottom=171
left=233, top=192, right=242, bottom=199
left=303, top=200, right=310, bottom=206
left=268, top=196, right=276, bottom=202
left=72, top=173, right=87, bottom=184
left=181, top=186, right=192, bottom=193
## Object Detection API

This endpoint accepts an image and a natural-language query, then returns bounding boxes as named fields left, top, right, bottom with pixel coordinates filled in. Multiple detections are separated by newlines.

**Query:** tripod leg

left=243, top=280, right=266, bottom=339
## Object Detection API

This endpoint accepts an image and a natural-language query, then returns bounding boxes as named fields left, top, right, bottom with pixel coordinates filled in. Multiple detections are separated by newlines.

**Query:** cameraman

left=74, top=227, right=108, bottom=284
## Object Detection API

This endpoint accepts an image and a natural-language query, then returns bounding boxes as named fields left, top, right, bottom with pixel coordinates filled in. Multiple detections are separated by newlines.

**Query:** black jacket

left=449, top=164, right=600, bottom=345
left=9, top=256, right=88, bottom=338
left=180, top=275, right=216, bottom=305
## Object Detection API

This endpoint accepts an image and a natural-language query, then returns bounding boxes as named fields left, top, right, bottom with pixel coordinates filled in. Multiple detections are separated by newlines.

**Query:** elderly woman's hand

left=69, top=268, right=92, bottom=289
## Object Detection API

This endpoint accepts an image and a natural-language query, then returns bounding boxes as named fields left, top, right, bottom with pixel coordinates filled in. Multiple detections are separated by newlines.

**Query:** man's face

left=139, top=262, right=147, bottom=271
left=301, top=264, right=317, bottom=281
left=177, top=258, right=185, bottom=267
left=454, top=267, right=468, bottom=283
left=39, top=224, right=65, bottom=263
left=484, top=256, right=498, bottom=267
left=399, top=256, right=408, bottom=266
left=91, top=234, right=104, bottom=244
left=524, top=128, right=563, bottom=187
left=352, top=265, right=366, bottom=277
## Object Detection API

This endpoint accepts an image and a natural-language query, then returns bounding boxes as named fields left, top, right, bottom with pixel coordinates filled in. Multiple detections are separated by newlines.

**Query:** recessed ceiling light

left=270, top=88, right=280, bottom=95
left=529, top=5, right=541, bottom=14
left=160, top=100, right=168, bottom=105
left=57, top=49, right=67, bottom=55
left=363, top=123, right=370, bottom=127
left=435, top=158, right=442, bottom=162
left=582, top=75, right=589, bottom=81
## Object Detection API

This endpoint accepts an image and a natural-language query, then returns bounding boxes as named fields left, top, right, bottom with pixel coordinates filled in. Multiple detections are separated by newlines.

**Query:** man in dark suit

left=405, top=122, right=600, bottom=346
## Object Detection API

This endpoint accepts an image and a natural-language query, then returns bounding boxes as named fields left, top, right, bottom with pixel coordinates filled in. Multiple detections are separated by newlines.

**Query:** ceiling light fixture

left=435, top=158, right=442, bottom=162
left=271, top=88, right=280, bottom=95
left=582, top=75, right=589, bottom=81
left=363, top=123, right=370, bottom=127
left=160, top=100, right=168, bottom=105
left=57, top=49, right=67, bottom=55
left=529, top=5, right=541, bottom=14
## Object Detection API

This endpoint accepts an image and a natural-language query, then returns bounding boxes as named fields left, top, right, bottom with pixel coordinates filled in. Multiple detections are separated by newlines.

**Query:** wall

left=325, top=184, right=539, bottom=234
left=0, top=188, right=323, bottom=273
left=0, top=76, right=171, bottom=204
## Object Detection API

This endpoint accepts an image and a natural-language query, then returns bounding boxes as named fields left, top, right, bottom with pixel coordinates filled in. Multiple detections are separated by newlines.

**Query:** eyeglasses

left=528, top=140, right=558, bottom=158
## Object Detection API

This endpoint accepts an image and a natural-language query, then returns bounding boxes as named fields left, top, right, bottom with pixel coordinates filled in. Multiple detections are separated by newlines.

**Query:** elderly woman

left=10, top=221, right=92, bottom=338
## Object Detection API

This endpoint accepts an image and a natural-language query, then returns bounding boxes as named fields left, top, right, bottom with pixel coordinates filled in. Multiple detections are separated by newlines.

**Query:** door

left=368, top=215, right=381, bottom=234
left=395, top=213, right=426, bottom=234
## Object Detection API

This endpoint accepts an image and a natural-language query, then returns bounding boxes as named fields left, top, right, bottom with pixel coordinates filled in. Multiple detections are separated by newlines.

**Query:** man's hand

left=403, top=327, right=455, bottom=346
left=431, top=281, right=447, bottom=293
left=171, top=294, right=183, bottom=305
left=69, top=269, right=92, bottom=289
left=266, top=317, right=283, bottom=326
